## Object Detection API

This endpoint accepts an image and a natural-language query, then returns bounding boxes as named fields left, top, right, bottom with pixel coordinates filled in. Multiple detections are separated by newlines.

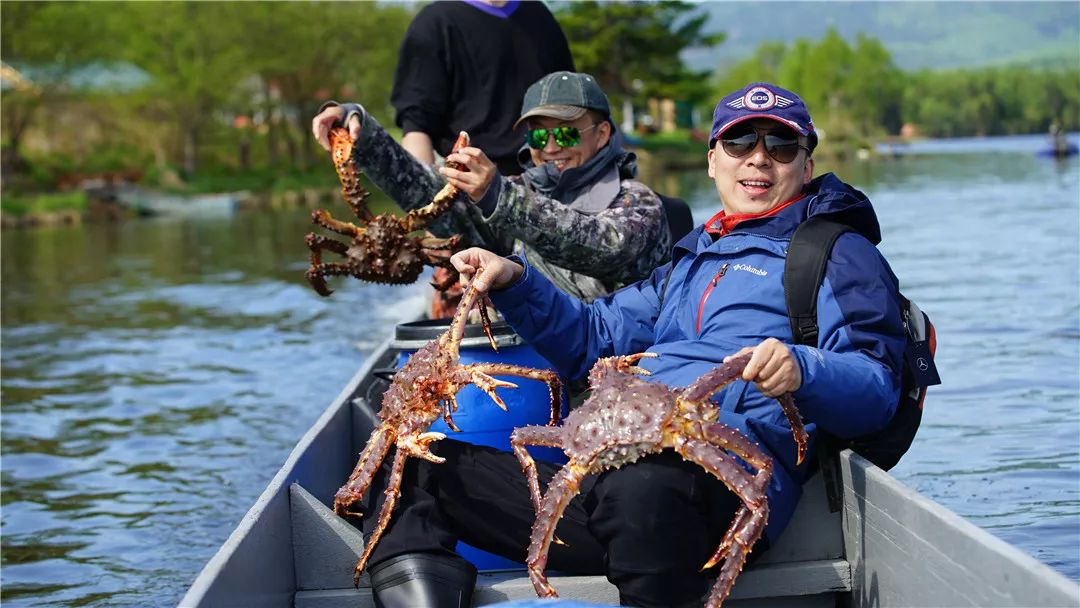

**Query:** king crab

left=510, top=352, right=808, bottom=608
left=333, top=278, right=564, bottom=586
left=304, top=127, right=470, bottom=295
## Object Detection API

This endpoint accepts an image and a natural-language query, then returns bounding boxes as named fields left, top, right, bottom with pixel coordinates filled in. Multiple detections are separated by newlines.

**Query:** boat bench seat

left=289, top=472, right=849, bottom=608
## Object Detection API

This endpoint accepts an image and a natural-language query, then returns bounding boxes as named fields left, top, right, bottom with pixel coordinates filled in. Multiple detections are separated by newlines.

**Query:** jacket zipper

left=696, top=263, right=729, bottom=335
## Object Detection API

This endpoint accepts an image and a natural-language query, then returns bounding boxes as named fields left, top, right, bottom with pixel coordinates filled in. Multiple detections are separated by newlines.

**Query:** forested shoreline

left=2, top=1, right=1077, bottom=219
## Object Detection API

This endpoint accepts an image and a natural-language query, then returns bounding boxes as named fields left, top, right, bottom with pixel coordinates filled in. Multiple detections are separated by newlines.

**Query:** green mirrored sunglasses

left=525, top=123, right=601, bottom=149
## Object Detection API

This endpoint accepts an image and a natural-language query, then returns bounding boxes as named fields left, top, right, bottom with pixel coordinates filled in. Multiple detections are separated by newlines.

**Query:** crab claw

left=471, top=372, right=517, bottom=411
left=617, top=352, right=658, bottom=375
left=451, top=131, right=471, bottom=153
left=402, top=431, right=447, bottom=463
left=431, top=270, right=459, bottom=292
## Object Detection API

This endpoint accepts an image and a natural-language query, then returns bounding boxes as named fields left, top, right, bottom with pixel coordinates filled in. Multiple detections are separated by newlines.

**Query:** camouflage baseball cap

left=514, top=71, right=611, bottom=128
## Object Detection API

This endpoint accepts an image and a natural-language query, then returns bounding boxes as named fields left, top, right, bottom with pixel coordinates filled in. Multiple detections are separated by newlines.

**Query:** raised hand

left=439, top=147, right=497, bottom=202
left=450, top=247, right=524, bottom=293
left=312, top=103, right=362, bottom=152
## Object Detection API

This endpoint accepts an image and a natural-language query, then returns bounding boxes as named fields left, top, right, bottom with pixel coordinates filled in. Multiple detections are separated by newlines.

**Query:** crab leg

left=305, top=262, right=361, bottom=297
left=706, top=505, right=768, bottom=608
left=306, top=233, right=349, bottom=257
left=328, top=127, right=375, bottom=222
left=305, top=234, right=352, bottom=296
left=678, top=437, right=770, bottom=608
left=342, top=188, right=373, bottom=223
left=428, top=264, right=460, bottom=291
left=465, top=364, right=563, bottom=425
left=352, top=444, right=409, bottom=586
left=311, top=209, right=363, bottom=237
left=420, top=248, right=457, bottom=269
left=440, top=399, right=462, bottom=432
left=681, top=353, right=808, bottom=465
left=680, top=353, right=752, bottom=402
left=525, top=463, right=589, bottom=598
left=405, top=132, right=471, bottom=231
left=447, top=280, right=496, bottom=347
left=511, top=426, right=565, bottom=516
left=420, top=234, right=462, bottom=250
left=775, top=393, right=808, bottom=465
left=703, top=424, right=774, bottom=493
left=334, top=427, right=395, bottom=516
left=677, top=434, right=765, bottom=509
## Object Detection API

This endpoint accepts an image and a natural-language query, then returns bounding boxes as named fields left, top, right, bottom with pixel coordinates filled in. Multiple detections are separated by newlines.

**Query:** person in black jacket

left=391, top=0, right=575, bottom=177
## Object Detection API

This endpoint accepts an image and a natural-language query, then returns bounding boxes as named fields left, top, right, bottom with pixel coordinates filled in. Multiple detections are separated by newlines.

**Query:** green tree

left=555, top=1, right=724, bottom=116
left=1, top=1, right=114, bottom=174
left=235, top=2, right=412, bottom=171
left=714, top=41, right=787, bottom=95
left=848, top=34, right=903, bottom=134
left=99, top=2, right=250, bottom=176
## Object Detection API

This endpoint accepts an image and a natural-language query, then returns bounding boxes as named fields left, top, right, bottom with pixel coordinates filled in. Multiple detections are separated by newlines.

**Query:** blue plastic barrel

left=392, top=318, right=568, bottom=570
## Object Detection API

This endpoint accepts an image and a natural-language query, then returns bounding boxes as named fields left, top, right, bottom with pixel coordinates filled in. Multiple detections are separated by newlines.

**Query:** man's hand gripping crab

left=333, top=277, right=563, bottom=586
left=511, top=352, right=808, bottom=608
left=304, top=127, right=471, bottom=295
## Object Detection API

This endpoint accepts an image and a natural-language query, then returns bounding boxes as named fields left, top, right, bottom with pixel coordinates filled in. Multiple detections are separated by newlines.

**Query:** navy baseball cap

left=709, top=82, right=817, bottom=152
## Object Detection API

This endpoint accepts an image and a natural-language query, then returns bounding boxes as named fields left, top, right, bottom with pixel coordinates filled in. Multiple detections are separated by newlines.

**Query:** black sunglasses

left=720, top=128, right=809, bottom=163
left=526, top=123, right=601, bottom=149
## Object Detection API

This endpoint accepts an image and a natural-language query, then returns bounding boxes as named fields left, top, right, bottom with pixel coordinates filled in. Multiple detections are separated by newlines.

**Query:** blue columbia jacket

left=490, top=173, right=906, bottom=543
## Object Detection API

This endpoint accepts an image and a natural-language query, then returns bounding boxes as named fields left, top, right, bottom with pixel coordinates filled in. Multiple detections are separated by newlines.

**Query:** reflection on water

left=2, top=141, right=1078, bottom=606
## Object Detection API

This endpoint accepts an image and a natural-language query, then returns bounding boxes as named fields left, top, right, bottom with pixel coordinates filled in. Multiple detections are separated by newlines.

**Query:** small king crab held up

left=511, top=352, right=808, bottom=608
left=304, top=127, right=471, bottom=295
left=333, top=278, right=564, bottom=586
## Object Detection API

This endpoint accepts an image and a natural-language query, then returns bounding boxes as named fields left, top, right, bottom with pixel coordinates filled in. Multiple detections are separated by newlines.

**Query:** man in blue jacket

left=443, top=83, right=907, bottom=606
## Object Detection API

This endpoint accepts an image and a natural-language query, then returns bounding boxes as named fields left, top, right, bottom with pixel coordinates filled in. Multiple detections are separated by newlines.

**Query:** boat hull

left=181, top=334, right=1080, bottom=607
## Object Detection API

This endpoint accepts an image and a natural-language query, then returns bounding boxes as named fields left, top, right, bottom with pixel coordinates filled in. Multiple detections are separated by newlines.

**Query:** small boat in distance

left=114, top=187, right=246, bottom=218
left=180, top=328, right=1080, bottom=608
left=1037, top=123, right=1077, bottom=158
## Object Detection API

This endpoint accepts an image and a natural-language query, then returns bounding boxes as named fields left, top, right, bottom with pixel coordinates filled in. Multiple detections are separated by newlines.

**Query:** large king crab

left=510, top=352, right=808, bottom=608
left=304, top=127, right=470, bottom=295
left=333, top=278, right=564, bottom=586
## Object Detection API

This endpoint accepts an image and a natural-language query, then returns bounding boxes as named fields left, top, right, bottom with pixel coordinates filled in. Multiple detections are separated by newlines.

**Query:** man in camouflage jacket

left=313, top=71, right=670, bottom=303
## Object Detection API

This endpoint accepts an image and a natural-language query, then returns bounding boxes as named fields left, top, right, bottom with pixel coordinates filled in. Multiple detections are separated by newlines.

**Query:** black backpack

left=656, top=216, right=940, bottom=477
left=658, top=194, right=695, bottom=244
left=785, top=216, right=941, bottom=509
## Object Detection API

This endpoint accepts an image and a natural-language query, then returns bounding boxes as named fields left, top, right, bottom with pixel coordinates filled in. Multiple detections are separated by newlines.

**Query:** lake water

left=2, top=136, right=1078, bottom=606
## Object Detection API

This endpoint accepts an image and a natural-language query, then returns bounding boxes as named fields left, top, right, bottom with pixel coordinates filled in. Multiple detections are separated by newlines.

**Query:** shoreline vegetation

left=3, top=3, right=1076, bottom=229
left=2, top=128, right=1068, bottom=230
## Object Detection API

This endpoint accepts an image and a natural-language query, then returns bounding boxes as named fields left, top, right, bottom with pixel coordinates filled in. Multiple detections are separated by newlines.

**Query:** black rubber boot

left=369, top=552, right=477, bottom=608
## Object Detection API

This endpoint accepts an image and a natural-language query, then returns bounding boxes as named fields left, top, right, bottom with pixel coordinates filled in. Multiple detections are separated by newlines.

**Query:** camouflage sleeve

left=347, top=109, right=513, bottom=254
left=483, top=178, right=671, bottom=284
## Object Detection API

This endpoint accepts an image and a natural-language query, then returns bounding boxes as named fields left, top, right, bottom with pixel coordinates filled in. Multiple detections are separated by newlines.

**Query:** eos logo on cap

left=744, top=86, right=776, bottom=110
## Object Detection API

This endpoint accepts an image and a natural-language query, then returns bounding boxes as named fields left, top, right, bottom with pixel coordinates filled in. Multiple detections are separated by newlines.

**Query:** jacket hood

left=671, top=172, right=882, bottom=257
left=801, top=173, right=881, bottom=244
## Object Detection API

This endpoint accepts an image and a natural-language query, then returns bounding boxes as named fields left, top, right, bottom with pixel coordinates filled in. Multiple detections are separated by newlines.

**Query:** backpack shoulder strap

left=785, top=217, right=854, bottom=346
left=785, top=216, right=856, bottom=512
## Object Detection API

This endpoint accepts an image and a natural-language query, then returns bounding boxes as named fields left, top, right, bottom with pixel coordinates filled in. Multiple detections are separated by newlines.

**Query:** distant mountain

left=684, top=1, right=1080, bottom=73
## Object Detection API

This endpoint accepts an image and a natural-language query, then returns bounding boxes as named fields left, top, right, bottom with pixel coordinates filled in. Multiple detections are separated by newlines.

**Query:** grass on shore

left=2, top=190, right=88, bottom=217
